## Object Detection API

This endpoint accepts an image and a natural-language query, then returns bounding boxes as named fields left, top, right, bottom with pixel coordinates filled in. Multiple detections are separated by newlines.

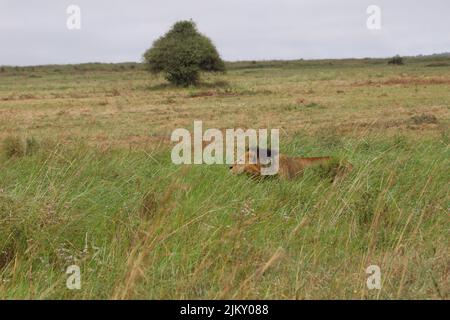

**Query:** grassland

left=0, top=57, right=449, bottom=299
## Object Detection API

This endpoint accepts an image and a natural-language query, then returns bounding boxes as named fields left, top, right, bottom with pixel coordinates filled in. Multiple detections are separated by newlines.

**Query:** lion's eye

left=229, top=166, right=233, bottom=170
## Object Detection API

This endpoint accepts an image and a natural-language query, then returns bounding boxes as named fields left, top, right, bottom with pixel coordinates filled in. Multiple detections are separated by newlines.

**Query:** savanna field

left=0, top=58, right=449, bottom=299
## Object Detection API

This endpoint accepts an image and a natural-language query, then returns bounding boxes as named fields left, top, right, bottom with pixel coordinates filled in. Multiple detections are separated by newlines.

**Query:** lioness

left=229, top=147, right=351, bottom=180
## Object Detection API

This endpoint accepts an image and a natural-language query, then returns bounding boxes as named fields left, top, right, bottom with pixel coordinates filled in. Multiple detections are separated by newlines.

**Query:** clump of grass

left=315, top=128, right=342, bottom=149
left=161, top=96, right=177, bottom=105
left=106, top=88, right=121, bottom=97
left=2, top=136, right=40, bottom=158
left=305, top=102, right=321, bottom=108
left=25, top=137, right=40, bottom=156
left=410, top=113, right=438, bottom=125
left=0, top=241, right=16, bottom=271
left=281, top=102, right=323, bottom=111
left=353, top=190, right=378, bottom=226
left=141, top=190, right=158, bottom=218
left=0, top=195, right=26, bottom=271
left=3, top=136, right=25, bottom=158
left=188, top=90, right=215, bottom=98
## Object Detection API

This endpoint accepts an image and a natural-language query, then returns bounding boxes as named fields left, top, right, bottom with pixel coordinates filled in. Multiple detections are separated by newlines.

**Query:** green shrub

left=388, top=55, right=404, bottom=65
left=143, top=20, right=225, bottom=86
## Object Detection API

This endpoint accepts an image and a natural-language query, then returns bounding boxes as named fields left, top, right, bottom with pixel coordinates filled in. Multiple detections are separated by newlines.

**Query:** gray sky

left=1, top=0, right=449, bottom=66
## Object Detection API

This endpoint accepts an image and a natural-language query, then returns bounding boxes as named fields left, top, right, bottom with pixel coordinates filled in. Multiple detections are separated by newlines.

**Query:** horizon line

left=2, top=52, right=449, bottom=68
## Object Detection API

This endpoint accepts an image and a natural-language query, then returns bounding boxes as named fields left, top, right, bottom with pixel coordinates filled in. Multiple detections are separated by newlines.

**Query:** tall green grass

left=0, top=134, right=448, bottom=299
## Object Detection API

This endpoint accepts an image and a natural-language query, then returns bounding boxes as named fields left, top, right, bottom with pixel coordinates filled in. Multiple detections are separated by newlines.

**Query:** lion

left=229, top=147, right=352, bottom=180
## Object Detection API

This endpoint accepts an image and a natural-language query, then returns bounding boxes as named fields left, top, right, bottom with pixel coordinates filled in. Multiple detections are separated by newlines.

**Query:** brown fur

left=277, top=155, right=332, bottom=179
left=230, top=151, right=348, bottom=180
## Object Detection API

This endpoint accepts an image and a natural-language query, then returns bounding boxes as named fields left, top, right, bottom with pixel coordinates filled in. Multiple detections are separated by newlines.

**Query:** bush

left=143, top=20, right=225, bottom=86
left=388, top=55, right=404, bottom=65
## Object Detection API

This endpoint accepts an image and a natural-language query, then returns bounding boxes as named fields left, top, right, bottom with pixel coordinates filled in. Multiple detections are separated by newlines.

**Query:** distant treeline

left=1, top=55, right=449, bottom=74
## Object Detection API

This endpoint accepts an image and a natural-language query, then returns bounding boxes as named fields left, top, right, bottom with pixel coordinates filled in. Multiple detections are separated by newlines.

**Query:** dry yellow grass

left=1, top=60, right=448, bottom=148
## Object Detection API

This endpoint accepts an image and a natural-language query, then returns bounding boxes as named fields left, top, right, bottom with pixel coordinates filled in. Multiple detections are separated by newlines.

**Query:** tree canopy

left=143, top=20, right=225, bottom=86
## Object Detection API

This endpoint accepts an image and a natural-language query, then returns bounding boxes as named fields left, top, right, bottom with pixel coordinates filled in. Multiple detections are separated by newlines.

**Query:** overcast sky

left=1, top=0, right=449, bottom=66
